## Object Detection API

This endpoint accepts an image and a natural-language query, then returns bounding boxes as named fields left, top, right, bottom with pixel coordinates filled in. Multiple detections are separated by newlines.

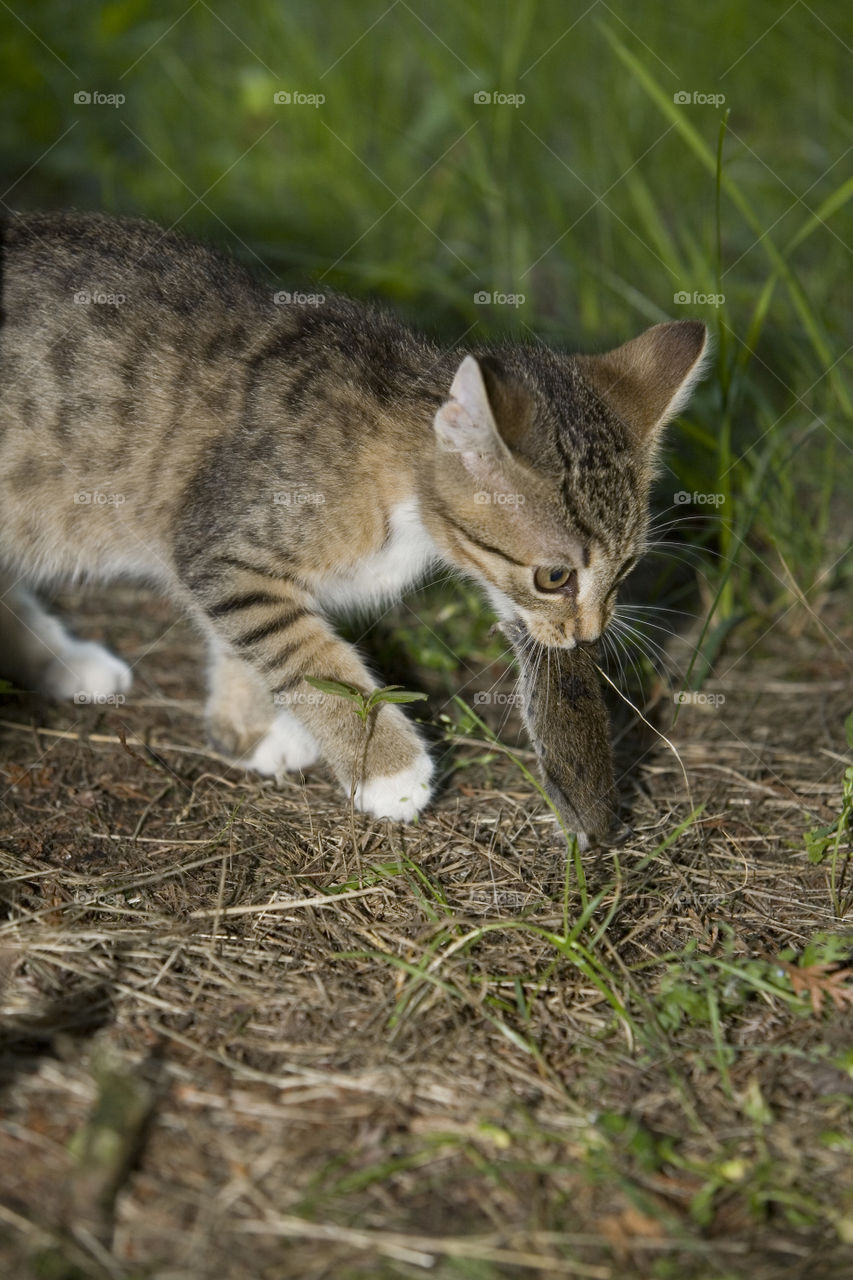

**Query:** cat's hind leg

left=246, top=708, right=321, bottom=775
left=205, top=645, right=320, bottom=773
left=0, top=570, right=132, bottom=702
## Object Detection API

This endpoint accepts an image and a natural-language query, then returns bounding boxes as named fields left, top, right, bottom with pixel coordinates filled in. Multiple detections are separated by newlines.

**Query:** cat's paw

left=245, top=710, right=321, bottom=775
left=207, top=704, right=274, bottom=760
left=40, top=640, right=132, bottom=704
left=354, top=751, right=434, bottom=821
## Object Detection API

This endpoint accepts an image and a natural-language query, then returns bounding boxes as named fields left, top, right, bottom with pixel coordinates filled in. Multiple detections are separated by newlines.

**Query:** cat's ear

left=575, top=320, right=708, bottom=445
left=433, top=356, right=512, bottom=459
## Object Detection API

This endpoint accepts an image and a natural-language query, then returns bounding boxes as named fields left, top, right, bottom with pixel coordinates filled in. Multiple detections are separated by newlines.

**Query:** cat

left=0, top=210, right=707, bottom=838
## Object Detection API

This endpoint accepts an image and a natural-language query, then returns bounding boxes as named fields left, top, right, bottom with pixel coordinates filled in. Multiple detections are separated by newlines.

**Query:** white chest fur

left=317, top=498, right=440, bottom=613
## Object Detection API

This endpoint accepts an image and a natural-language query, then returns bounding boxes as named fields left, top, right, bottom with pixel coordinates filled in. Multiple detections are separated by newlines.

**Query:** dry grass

left=1, top=585, right=852, bottom=1280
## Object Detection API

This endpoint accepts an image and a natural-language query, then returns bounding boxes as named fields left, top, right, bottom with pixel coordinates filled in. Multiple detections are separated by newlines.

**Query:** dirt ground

left=1, top=583, right=852, bottom=1280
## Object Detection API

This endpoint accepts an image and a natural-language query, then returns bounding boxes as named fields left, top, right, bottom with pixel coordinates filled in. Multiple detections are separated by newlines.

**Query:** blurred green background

left=2, top=0, right=851, bottom=671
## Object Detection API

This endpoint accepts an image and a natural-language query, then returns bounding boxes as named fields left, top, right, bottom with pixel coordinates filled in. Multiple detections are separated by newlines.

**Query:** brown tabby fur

left=0, top=210, right=707, bottom=833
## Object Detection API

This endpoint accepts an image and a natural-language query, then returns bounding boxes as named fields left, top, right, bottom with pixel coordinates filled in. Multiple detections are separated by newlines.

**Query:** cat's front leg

left=194, top=577, right=433, bottom=820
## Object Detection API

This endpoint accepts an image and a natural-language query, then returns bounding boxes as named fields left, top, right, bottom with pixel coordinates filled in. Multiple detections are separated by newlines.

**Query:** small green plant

left=304, top=679, right=428, bottom=845
left=304, top=677, right=428, bottom=725
left=653, top=937, right=799, bottom=1035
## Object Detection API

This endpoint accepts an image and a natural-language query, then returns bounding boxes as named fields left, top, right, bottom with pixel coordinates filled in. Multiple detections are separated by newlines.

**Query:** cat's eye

left=534, top=566, right=576, bottom=593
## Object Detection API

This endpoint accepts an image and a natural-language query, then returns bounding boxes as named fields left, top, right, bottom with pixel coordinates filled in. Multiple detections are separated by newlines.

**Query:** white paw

left=354, top=751, right=434, bottom=821
left=246, top=710, right=320, bottom=775
left=41, top=641, right=132, bottom=704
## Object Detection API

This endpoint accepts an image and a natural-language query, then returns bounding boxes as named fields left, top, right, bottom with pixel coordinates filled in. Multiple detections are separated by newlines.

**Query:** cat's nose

left=574, top=606, right=604, bottom=644
left=574, top=618, right=602, bottom=643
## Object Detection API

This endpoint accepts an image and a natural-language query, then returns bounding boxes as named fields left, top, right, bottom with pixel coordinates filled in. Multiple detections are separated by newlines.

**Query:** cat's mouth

left=522, top=614, right=604, bottom=650
left=524, top=618, right=580, bottom=649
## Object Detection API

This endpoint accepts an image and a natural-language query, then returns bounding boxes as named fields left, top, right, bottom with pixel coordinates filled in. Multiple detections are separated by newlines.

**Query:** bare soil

left=1, top=584, right=852, bottom=1280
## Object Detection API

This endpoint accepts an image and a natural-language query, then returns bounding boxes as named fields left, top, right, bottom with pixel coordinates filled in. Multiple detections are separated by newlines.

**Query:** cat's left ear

left=574, top=320, right=709, bottom=446
left=433, top=356, right=512, bottom=459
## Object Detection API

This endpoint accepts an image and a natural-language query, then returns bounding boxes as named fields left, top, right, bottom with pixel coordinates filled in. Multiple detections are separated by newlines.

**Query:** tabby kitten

left=0, top=211, right=707, bottom=838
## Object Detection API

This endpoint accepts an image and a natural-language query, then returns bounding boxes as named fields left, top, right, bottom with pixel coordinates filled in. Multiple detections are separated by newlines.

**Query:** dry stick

left=0, top=718, right=231, bottom=762
left=232, top=1214, right=693, bottom=1273
left=210, top=842, right=230, bottom=961
left=188, top=884, right=388, bottom=918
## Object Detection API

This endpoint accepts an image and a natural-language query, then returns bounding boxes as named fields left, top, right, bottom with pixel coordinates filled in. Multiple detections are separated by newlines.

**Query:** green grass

left=803, top=716, right=853, bottom=916
left=2, top=0, right=851, bottom=628
left=2, top=6, right=853, bottom=1274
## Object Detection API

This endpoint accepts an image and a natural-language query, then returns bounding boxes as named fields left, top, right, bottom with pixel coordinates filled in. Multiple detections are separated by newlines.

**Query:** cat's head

left=428, top=320, right=708, bottom=648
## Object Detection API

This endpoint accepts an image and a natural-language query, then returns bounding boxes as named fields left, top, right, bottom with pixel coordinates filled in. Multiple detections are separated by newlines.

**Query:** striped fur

left=0, top=210, right=707, bottom=823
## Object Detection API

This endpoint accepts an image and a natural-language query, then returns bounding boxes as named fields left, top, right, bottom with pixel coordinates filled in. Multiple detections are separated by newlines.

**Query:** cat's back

left=0, top=210, right=440, bottom=581
left=0, top=209, right=278, bottom=476
left=0, top=209, right=437, bottom=402
left=0, top=211, right=277, bottom=570
left=1, top=208, right=266, bottom=329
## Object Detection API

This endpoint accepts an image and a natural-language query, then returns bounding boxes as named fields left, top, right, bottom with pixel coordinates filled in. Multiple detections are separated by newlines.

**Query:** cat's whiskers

left=602, top=625, right=636, bottom=693
left=612, top=606, right=672, bottom=650
left=604, top=622, right=648, bottom=691
left=614, top=619, right=681, bottom=660
left=610, top=612, right=672, bottom=674
left=646, top=512, right=720, bottom=534
left=480, top=629, right=536, bottom=738
left=501, top=637, right=535, bottom=737
left=644, top=541, right=723, bottom=564
left=613, top=630, right=680, bottom=677
left=522, top=635, right=547, bottom=718
left=542, top=642, right=553, bottom=724
left=599, top=629, right=625, bottom=689
left=617, top=602, right=693, bottom=619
